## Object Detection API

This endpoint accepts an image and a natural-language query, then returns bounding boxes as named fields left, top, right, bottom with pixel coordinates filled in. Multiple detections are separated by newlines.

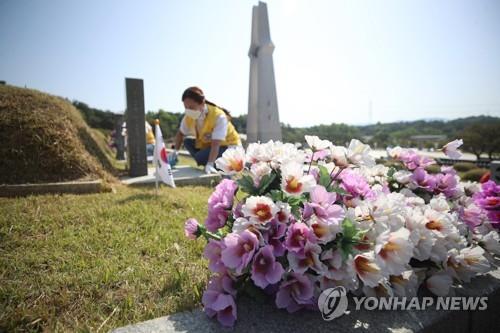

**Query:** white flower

left=232, top=217, right=256, bottom=234
left=215, top=147, right=246, bottom=173
left=406, top=211, right=436, bottom=261
left=241, top=196, right=279, bottom=224
left=329, top=145, right=349, bottom=167
left=429, top=194, right=450, bottom=213
left=389, top=270, right=418, bottom=297
left=423, top=208, right=457, bottom=239
left=280, top=161, right=316, bottom=196
left=347, top=139, right=375, bottom=167
left=362, top=280, right=394, bottom=298
left=271, top=142, right=305, bottom=166
left=321, top=249, right=346, bottom=280
left=426, top=271, right=453, bottom=296
left=249, top=162, right=272, bottom=186
left=353, top=252, right=385, bottom=287
left=246, top=142, right=274, bottom=163
left=387, top=146, right=405, bottom=159
left=306, top=216, right=340, bottom=244
left=305, top=135, right=332, bottom=151
left=375, top=228, right=413, bottom=275
left=455, top=246, right=490, bottom=281
left=359, top=165, right=388, bottom=185
left=393, top=170, right=412, bottom=184
left=479, top=231, right=500, bottom=255
left=442, top=139, right=463, bottom=159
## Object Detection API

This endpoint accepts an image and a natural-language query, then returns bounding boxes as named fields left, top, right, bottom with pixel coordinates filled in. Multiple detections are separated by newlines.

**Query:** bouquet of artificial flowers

left=185, top=136, right=499, bottom=327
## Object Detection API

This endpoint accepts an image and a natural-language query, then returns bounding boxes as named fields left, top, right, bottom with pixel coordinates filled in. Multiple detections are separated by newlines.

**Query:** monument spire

left=247, top=1, right=282, bottom=143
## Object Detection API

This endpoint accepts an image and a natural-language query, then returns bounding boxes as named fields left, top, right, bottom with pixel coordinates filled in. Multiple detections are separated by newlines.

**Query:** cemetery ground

left=0, top=184, right=213, bottom=332
left=0, top=85, right=494, bottom=332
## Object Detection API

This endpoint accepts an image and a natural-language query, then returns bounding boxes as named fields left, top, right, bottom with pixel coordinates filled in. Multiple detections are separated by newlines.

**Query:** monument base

left=121, top=165, right=221, bottom=187
left=111, top=262, right=500, bottom=333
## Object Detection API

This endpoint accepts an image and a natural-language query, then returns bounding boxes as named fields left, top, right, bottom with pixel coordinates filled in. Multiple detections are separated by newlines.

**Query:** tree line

left=72, top=100, right=500, bottom=159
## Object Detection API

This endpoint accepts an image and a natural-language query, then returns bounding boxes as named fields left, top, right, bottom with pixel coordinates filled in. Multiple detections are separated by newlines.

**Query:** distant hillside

left=68, top=97, right=499, bottom=156
left=0, top=85, right=115, bottom=184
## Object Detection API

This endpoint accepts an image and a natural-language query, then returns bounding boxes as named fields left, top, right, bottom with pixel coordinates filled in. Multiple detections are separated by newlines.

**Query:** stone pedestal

left=110, top=262, right=500, bottom=333
left=125, top=78, right=147, bottom=177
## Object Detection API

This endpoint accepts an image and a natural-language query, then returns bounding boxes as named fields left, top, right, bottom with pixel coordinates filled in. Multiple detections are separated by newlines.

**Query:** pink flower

left=221, top=230, right=259, bottom=275
left=203, top=239, right=227, bottom=274
left=442, top=139, right=463, bottom=159
left=340, top=169, right=373, bottom=199
left=275, top=273, right=314, bottom=313
left=285, top=222, right=315, bottom=255
left=205, top=179, right=238, bottom=232
left=303, top=185, right=345, bottom=225
left=433, top=172, right=459, bottom=198
left=288, top=241, right=325, bottom=274
left=398, top=150, right=435, bottom=170
left=202, top=275, right=237, bottom=327
left=251, top=245, right=285, bottom=288
left=411, top=167, right=436, bottom=192
left=473, top=180, right=500, bottom=226
left=460, top=204, right=483, bottom=230
left=184, top=218, right=199, bottom=240
left=262, top=219, right=287, bottom=257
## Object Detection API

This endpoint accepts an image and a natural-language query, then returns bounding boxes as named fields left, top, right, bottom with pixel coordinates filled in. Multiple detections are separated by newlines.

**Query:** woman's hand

left=207, top=140, right=222, bottom=164
left=204, top=162, right=218, bottom=174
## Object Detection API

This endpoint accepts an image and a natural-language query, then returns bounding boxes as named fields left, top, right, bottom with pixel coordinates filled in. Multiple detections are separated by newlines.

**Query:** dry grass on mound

left=0, top=85, right=115, bottom=184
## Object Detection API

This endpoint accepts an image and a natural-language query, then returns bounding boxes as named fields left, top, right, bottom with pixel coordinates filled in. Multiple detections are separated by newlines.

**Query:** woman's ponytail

left=181, top=86, right=232, bottom=120
left=205, top=100, right=231, bottom=120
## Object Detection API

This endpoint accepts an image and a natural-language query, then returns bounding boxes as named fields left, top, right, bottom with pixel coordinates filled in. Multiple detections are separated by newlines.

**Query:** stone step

left=111, top=262, right=500, bottom=333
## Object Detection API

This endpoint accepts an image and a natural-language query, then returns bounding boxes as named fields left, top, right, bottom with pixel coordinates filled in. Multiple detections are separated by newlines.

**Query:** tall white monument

left=247, top=1, right=282, bottom=143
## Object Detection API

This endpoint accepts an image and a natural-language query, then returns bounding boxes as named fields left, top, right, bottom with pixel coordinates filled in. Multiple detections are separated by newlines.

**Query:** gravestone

left=247, top=1, right=282, bottom=144
left=114, top=115, right=125, bottom=160
left=125, top=78, right=147, bottom=177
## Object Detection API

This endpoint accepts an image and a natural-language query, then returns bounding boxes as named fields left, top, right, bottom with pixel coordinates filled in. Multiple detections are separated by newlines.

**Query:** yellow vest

left=184, top=104, right=241, bottom=149
left=146, top=129, right=155, bottom=144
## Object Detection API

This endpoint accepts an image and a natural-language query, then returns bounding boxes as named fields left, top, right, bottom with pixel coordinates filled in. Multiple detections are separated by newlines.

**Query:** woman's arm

left=174, top=130, right=184, bottom=151
left=208, top=139, right=222, bottom=164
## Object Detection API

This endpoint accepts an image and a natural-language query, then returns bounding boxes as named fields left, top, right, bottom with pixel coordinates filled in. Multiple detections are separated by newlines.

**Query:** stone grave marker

left=125, top=78, right=147, bottom=177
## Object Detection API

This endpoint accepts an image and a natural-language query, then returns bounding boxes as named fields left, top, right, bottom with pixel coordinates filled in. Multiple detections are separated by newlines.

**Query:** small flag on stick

left=153, top=119, right=176, bottom=188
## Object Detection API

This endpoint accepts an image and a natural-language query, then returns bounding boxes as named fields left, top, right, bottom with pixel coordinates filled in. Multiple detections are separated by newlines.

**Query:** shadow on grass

left=117, top=193, right=158, bottom=204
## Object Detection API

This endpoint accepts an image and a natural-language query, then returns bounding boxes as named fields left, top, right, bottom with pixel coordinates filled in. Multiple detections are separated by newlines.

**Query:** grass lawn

left=0, top=185, right=212, bottom=332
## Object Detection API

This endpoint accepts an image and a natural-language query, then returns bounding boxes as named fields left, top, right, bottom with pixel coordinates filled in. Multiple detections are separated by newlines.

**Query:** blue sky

left=1, top=0, right=500, bottom=126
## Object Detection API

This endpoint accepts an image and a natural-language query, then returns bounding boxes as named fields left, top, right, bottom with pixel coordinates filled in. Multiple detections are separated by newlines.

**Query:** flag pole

left=154, top=119, right=160, bottom=196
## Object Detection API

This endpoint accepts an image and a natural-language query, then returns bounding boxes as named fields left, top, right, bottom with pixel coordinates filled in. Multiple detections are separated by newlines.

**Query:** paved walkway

left=121, top=165, right=221, bottom=187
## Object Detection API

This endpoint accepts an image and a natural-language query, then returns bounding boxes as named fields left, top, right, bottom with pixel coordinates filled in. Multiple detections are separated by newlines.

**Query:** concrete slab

left=121, top=165, right=221, bottom=187
left=111, top=262, right=500, bottom=333
left=0, top=180, right=103, bottom=197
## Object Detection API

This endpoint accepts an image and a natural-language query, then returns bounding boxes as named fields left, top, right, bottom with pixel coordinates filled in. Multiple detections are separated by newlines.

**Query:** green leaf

left=270, top=189, right=284, bottom=202
left=339, top=218, right=360, bottom=260
left=327, top=185, right=349, bottom=196
left=257, top=173, right=277, bottom=195
left=341, top=218, right=357, bottom=239
left=318, top=165, right=331, bottom=188
left=387, top=167, right=396, bottom=178
left=237, top=175, right=258, bottom=195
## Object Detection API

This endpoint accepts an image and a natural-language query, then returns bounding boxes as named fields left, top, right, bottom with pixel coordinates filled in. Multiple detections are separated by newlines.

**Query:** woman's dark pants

left=183, top=138, right=228, bottom=166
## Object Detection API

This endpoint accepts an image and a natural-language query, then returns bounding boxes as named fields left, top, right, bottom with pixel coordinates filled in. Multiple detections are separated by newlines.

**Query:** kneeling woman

left=174, top=87, right=241, bottom=173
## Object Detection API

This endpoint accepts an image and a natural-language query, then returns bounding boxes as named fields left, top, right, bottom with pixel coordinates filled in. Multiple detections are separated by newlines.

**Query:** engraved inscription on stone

left=125, top=78, right=147, bottom=177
